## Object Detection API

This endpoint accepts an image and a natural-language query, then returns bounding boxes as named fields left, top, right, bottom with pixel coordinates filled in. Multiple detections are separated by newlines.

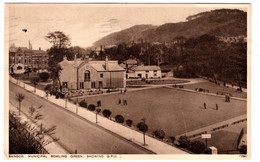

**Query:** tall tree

left=45, top=31, right=71, bottom=91
left=45, top=31, right=71, bottom=49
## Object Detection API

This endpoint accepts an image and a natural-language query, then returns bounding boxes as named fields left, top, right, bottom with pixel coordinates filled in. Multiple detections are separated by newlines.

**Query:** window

left=29, top=59, right=31, bottom=63
left=100, top=73, right=103, bottom=78
left=91, top=82, right=96, bottom=88
left=99, top=81, right=103, bottom=88
left=146, top=70, right=149, bottom=73
left=154, top=70, right=157, bottom=72
left=84, top=70, right=90, bottom=81
left=80, top=82, right=84, bottom=89
left=62, top=82, right=68, bottom=88
left=24, top=59, right=27, bottom=63
left=17, top=66, right=22, bottom=70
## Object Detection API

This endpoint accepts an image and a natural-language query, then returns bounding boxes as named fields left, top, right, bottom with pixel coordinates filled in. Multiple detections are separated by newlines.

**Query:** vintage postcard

left=4, top=3, right=250, bottom=160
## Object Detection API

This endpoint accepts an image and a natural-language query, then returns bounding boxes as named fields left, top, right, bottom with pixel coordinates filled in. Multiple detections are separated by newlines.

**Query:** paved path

left=175, top=114, right=247, bottom=139
left=9, top=77, right=188, bottom=154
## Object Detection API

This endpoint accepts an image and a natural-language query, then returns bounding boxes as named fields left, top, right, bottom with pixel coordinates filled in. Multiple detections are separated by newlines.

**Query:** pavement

left=9, top=77, right=188, bottom=154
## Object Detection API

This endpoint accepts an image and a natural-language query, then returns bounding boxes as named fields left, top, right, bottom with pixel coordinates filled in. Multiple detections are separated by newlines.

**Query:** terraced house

left=9, top=42, right=48, bottom=74
left=59, top=55, right=126, bottom=90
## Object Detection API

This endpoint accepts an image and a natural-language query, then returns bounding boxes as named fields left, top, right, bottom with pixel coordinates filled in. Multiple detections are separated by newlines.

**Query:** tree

left=115, top=115, right=124, bottom=123
left=95, top=108, right=101, bottom=123
left=79, top=100, right=88, bottom=108
left=169, top=136, right=176, bottom=145
left=30, top=77, right=39, bottom=93
left=39, top=72, right=49, bottom=82
left=178, top=135, right=191, bottom=149
left=190, top=140, right=206, bottom=154
left=239, top=145, right=247, bottom=154
left=45, top=31, right=71, bottom=91
left=49, top=65, right=62, bottom=92
left=126, top=119, right=133, bottom=127
left=137, top=118, right=148, bottom=145
left=45, top=31, right=71, bottom=49
left=102, top=109, right=112, bottom=118
left=154, top=129, right=165, bottom=141
left=87, top=104, right=96, bottom=111
left=16, top=93, right=25, bottom=115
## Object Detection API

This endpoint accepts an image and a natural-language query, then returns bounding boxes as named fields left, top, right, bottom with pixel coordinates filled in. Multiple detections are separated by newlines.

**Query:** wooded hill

left=93, top=9, right=246, bottom=47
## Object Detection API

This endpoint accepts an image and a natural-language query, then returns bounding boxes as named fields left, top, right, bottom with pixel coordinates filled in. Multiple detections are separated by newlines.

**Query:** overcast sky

left=6, top=4, right=248, bottom=50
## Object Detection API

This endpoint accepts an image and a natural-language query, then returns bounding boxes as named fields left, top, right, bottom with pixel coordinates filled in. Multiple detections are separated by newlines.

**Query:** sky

left=5, top=4, right=248, bottom=50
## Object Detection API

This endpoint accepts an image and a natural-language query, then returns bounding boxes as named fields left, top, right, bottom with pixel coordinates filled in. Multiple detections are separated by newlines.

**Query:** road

left=9, top=82, right=151, bottom=154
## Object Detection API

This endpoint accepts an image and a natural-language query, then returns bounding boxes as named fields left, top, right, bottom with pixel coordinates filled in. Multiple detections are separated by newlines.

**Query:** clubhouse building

left=59, top=56, right=126, bottom=90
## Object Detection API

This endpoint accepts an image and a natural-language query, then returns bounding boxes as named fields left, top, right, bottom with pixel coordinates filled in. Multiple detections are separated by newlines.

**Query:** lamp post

left=65, top=92, right=68, bottom=108
left=76, top=95, right=78, bottom=114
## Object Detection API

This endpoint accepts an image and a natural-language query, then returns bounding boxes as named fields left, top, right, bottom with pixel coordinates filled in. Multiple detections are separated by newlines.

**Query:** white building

left=129, top=65, right=161, bottom=79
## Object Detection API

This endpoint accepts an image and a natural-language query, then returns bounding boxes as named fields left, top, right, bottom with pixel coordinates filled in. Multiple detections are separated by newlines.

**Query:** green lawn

left=193, top=122, right=246, bottom=154
left=183, top=82, right=247, bottom=98
left=73, top=87, right=247, bottom=139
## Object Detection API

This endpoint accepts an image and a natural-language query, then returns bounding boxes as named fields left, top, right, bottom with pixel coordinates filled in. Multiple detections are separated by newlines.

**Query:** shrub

left=102, top=109, right=112, bottom=118
left=126, top=119, right=133, bottom=127
left=190, top=140, right=206, bottom=154
left=169, top=136, right=176, bottom=145
left=79, top=100, right=88, bottom=108
left=87, top=104, right=96, bottom=111
left=239, top=145, right=247, bottom=154
left=178, top=135, right=190, bottom=149
left=115, top=115, right=124, bottom=123
left=55, top=94, right=59, bottom=99
left=154, top=129, right=165, bottom=140
left=59, top=93, right=65, bottom=99
left=39, top=72, right=49, bottom=82
left=44, top=84, right=53, bottom=92
left=137, top=122, right=148, bottom=133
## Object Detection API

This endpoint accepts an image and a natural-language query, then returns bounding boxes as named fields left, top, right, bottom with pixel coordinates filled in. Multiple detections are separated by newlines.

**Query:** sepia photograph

left=4, top=3, right=250, bottom=159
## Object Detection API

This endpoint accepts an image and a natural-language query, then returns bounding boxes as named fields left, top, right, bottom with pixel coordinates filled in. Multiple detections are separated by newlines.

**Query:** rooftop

left=131, top=65, right=161, bottom=71
left=61, top=58, right=125, bottom=72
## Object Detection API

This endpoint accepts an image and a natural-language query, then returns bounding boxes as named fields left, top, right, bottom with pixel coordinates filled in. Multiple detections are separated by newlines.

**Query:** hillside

left=93, top=9, right=247, bottom=47
left=93, top=25, right=157, bottom=47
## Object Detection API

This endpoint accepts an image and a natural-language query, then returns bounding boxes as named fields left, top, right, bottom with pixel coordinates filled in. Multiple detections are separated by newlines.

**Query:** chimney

left=39, top=47, right=41, bottom=51
left=126, top=64, right=128, bottom=73
left=105, top=56, right=108, bottom=70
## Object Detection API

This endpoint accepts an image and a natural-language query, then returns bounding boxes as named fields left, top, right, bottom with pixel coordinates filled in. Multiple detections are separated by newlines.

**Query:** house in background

left=9, top=42, right=48, bottom=74
left=130, top=65, right=161, bottom=79
left=120, top=58, right=161, bottom=79
left=59, top=55, right=126, bottom=90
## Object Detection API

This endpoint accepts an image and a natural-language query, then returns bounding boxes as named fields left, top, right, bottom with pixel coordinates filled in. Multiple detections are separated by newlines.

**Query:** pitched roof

left=123, top=59, right=138, bottom=65
left=60, top=59, right=125, bottom=71
left=9, top=47, right=29, bottom=52
left=89, top=61, right=125, bottom=72
left=131, top=65, right=161, bottom=71
left=60, top=59, right=83, bottom=68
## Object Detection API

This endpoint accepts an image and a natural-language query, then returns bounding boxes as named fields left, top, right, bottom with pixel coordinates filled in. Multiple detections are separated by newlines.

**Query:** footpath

left=9, top=77, right=188, bottom=154
left=175, top=114, right=247, bottom=139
